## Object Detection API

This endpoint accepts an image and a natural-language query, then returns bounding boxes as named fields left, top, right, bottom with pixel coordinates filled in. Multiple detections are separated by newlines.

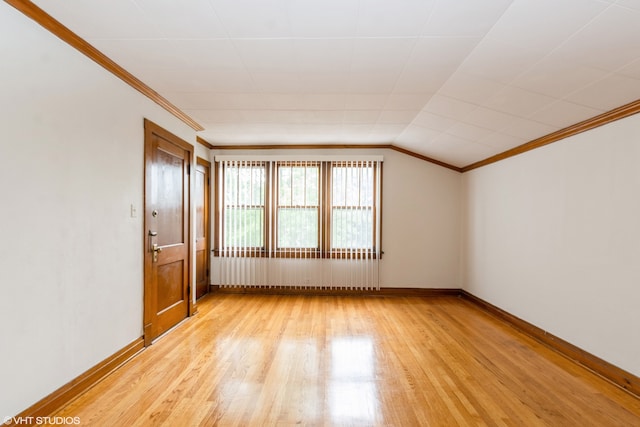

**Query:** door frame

left=194, top=157, right=211, bottom=305
left=143, top=118, right=194, bottom=346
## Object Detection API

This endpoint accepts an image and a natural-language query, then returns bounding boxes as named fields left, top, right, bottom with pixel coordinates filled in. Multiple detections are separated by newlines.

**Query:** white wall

left=0, top=4, right=195, bottom=417
left=382, top=149, right=461, bottom=288
left=463, top=114, right=640, bottom=376
left=209, top=148, right=462, bottom=289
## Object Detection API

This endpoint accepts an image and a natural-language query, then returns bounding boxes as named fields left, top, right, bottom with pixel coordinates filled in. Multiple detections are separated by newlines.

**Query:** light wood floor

left=50, top=294, right=639, bottom=426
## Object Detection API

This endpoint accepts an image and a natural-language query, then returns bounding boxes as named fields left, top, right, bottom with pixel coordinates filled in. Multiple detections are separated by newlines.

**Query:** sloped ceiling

left=31, top=0, right=640, bottom=167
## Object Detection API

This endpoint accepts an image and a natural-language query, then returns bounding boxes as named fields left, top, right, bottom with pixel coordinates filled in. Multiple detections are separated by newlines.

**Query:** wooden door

left=195, top=158, right=211, bottom=300
left=144, top=119, right=192, bottom=345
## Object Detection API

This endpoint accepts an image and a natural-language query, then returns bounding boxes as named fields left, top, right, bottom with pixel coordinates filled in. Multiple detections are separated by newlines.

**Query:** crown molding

left=462, top=98, right=640, bottom=172
left=196, top=136, right=215, bottom=149
left=389, top=145, right=462, bottom=172
left=207, top=143, right=393, bottom=151
left=202, top=141, right=462, bottom=172
left=6, top=0, right=204, bottom=132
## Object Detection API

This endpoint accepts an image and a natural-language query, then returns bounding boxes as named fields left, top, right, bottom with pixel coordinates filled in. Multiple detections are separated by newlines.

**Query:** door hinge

left=187, top=285, right=191, bottom=295
left=206, top=268, right=210, bottom=277
left=187, top=164, right=191, bottom=175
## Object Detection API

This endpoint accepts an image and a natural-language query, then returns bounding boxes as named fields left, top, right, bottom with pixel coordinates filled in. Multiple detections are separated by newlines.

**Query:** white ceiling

left=33, top=0, right=640, bottom=167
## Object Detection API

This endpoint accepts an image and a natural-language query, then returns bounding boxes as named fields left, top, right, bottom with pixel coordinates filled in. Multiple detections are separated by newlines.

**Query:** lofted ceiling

left=31, top=0, right=640, bottom=168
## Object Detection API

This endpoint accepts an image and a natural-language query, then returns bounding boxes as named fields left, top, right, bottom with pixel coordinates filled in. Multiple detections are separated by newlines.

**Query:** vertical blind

left=216, top=156, right=382, bottom=290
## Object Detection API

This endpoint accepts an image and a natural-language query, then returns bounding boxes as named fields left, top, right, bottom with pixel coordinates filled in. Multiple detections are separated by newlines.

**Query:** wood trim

left=195, top=156, right=212, bottom=305
left=144, top=119, right=195, bottom=152
left=209, top=285, right=461, bottom=297
left=213, top=161, right=220, bottom=256
left=208, top=143, right=393, bottom=151
left=389, top=145, right=463, bottom=172
left=462, top=98, right=640, bottom=172
left=7, top=338, right=144, bottom=424
left=5, top=0, right=203, bottom=132
left=461, top=290, right=640, bottom=398
left=196, top=136, right=214, bottom=150
left=206, top=142, right=462, bottom=172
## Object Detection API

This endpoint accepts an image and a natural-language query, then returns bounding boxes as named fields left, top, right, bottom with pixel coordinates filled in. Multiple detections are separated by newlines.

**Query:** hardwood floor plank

left=43, top=294, right=640, bottom=426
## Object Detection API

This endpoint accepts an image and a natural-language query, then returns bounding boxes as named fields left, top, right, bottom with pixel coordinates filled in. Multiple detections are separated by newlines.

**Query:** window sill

left=212, top=249, right=381, bottom=260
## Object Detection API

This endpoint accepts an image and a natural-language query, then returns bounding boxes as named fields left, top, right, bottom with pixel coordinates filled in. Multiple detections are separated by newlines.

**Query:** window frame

left=327, top=161, right=379, bottom=259
left=274, top=161, right=323, bottom=258
left=216, top=160, right=270, bottom=257
left=214, top=160, right=381, bottom=259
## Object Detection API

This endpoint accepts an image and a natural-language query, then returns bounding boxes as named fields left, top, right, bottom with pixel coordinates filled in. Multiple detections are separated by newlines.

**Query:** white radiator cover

left=213, top=257, right=380, bottom=290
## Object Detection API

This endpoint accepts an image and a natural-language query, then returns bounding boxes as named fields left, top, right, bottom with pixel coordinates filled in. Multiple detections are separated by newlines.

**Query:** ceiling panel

left=287, top=0, right=359, bottom=38
left=343, top=110, right=381, bottom=124
left=395, top=125, right=442, bottom=147
left=423, top=95, right=478, bottom=119
left=250, top=73, right=301, bottom=93
left=357, top=0, right=435, bottom=37
left=617, top=0, right=640, bottom=11
left=511, top=54, right=609, bottom=98
left=298, top=73, right=352, bottom=94
left=29, top=0, right=640, bottom=167
left=482, top=86, right=556, bottom=117
left=565, top=73, right=640, bottom=110
left=266, top=93, right=347, bottom=110
left=167, top=92, right=271, bottom=110
left=456, top=38, right=548, bottom=85
left=345, top=94, right=388, bottom=110
left=477, top=132, right=526, bottom=150
left=529, top=100, right=605, bottom=128
left=553, top=5, right=640, bottom=72
left=499, top=118, right=559, bottom=140
left=135, top=0, right=227, bottom=39
left=438, top=73, right=505, bottom=106
left=446, top=123, right=495, bottom=142
left=234, top=40, right=297, bottom=73
left=384, top=93, right=435, bottom=110
left=617, top=58, right=640, bottom=79
left=351, top=38, right=415, bottom=74
left=347, top=72, right=400, bottom=93
left=378, top=110, right=420, bottom=124
left=35, top=0, right=162, bottom=39
left=208, top=0, right=290, bottom=38
left=292, top=39, right=354, bottom=74
left=422, top=0, right=513, bottom=37
left=462, top=107, right=519, bottom=131
left=485, top=0, right=609, bottom=53
left=412, top=111, right=458, bottom=132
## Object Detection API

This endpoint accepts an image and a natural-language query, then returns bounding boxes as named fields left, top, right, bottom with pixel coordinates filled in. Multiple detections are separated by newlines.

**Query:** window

left=222, top=162, right=265, bottom=252
left=331, top=162, right=375, bottom=251
left=216, top=158, right=381, bottom=258
left=277, top=162, right=319, bottom=249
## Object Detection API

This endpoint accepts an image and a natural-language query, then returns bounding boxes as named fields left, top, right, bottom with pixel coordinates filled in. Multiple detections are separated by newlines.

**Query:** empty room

left=1, top=0, right=639, bottom=425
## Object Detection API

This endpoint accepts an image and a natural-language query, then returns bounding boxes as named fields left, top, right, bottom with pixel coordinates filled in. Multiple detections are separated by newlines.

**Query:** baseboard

left=209, top=285, right=461, bottom=297
left=8, top=338, right=144, bottom=424
left=461, top=290, right=640, bottom=398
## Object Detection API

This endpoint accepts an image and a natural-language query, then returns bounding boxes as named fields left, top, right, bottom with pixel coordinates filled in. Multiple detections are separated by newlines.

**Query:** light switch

left=130, top=204, right=137, bottom=218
